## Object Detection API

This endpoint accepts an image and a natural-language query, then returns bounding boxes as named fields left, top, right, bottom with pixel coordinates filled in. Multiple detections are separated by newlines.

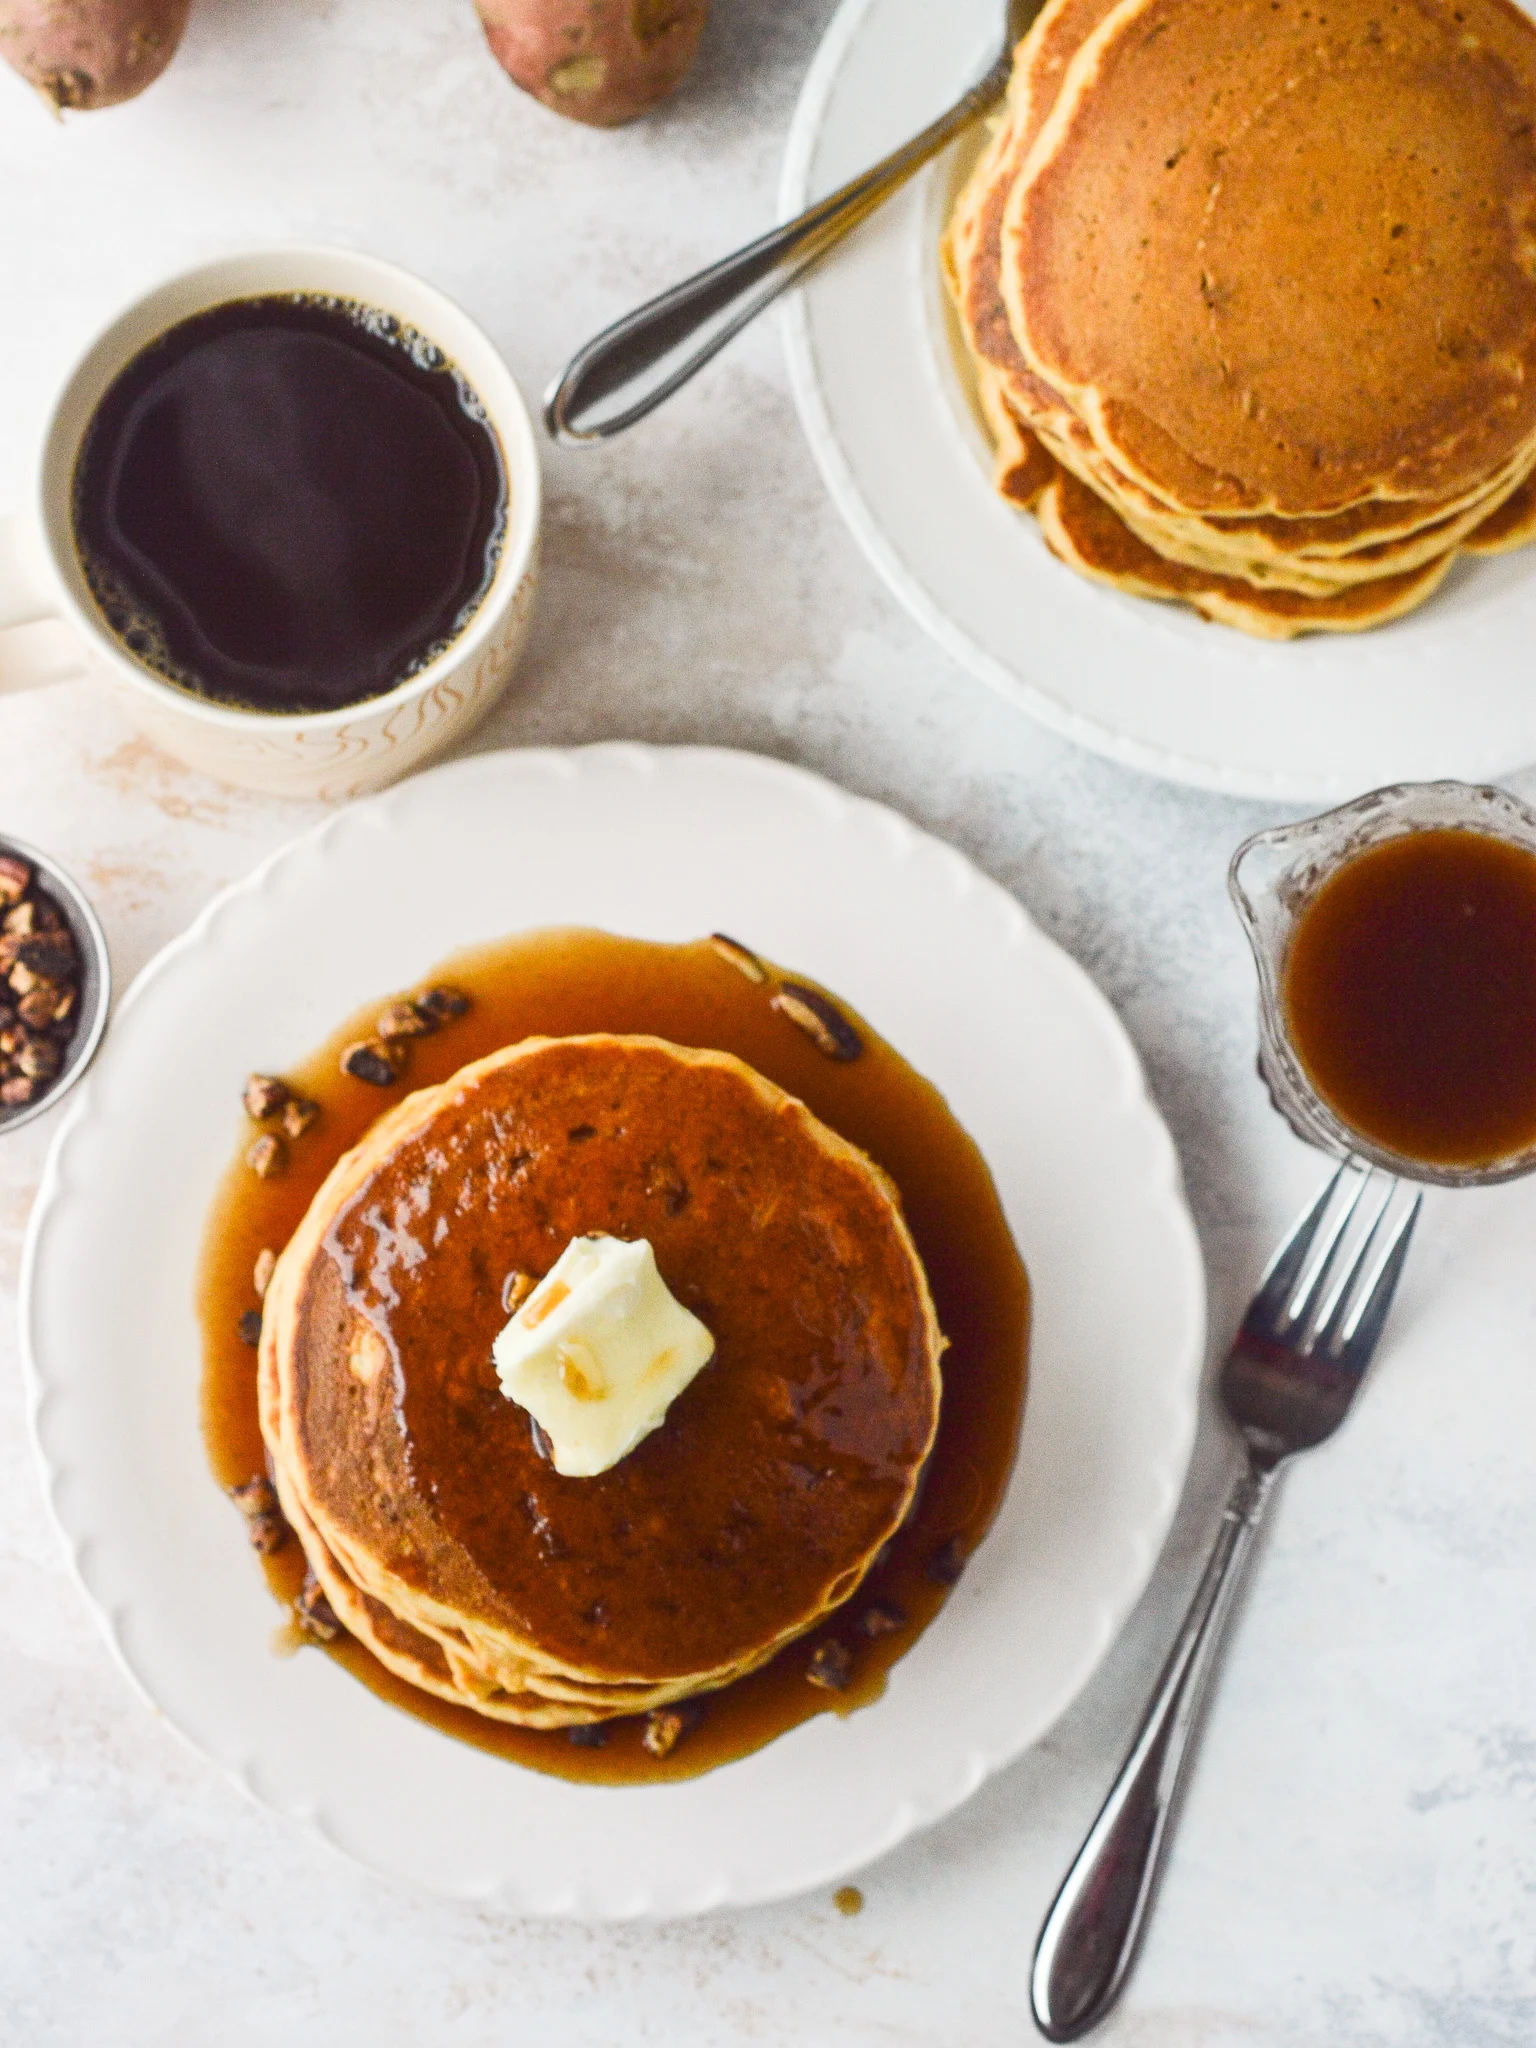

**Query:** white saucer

left=779, top=0, right=1536, bottom=801
left=22, top=745, right=1203, bottom=1916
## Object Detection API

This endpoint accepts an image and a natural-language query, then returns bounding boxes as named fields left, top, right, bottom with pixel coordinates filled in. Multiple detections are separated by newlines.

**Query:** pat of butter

left=491, top=1235, right=715, bottom=1478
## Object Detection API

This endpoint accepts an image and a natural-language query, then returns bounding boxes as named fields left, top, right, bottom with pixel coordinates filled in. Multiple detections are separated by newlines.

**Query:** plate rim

left=776, top=0, right=1536, bottom=802
left=19, top=741, right=1206, bottom=1916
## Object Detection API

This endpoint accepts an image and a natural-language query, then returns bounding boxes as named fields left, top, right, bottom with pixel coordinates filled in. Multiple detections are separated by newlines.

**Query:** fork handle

left=1030, top=1461, right=1279, bottom=2041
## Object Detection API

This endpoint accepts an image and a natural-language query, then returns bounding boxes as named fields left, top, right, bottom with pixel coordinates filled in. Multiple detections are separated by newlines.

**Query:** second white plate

left=23, top=745, right=1203, bottom=1916
left=780, top=0, right=1536, bottom=801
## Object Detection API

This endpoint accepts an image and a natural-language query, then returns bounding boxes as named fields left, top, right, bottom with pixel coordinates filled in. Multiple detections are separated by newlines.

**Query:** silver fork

left=1031, top=1161, right=1423, bottom=2041
left=544, top=0, right=1045, bottom=443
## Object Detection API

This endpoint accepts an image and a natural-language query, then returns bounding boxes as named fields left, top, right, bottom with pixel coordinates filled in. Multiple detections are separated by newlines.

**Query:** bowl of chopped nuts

left=0, top=835, right=111, bottom=1134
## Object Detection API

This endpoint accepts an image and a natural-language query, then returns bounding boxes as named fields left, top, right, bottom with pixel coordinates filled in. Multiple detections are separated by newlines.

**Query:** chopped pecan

left=807, top=1640, right=854, bottom=1691
left=8, top=962, right=42, bottom=997
left=17, top=930, right=74, bottom=981
left=0, top=854, right=31, bottom=905
left=0, top=1075, right=35, bottom=1107
left=708, top=932, right=768, bottom=983
left=280, top=1095, right=319, bottom=1140
left=238, top=1309, right=264, bottom=1346
left=242, top=1073, right=289, bottom=1121
left=17, top=989, right=58, bottom=1030
left=415, top=985, right=470, bottom=1022
left=926, top=1537, right=967, bottom=1587
left=228, top=1476, right=287, bottom=1554
left=340, top=1038, right=402, bottom=1087
left=502, top=1270, right=534, bottom=1315
left=377, top=999, right=434, bottom=1041
left=295, top=1572, right=341, bottom=1641
left=16, top=1035, right=61, bottom=1082
left=253, top=1248, right=277, bottom=1298
left=228, top=1474, right=279, bottom=1519
left=246, top=1132, right=286, bottom=1180
left=856, top=1600, right=906, bottom=1639
left=2, top=901, right=35, bottom=938
left=642, top=1700, right=702, bottom=1757
left=772, top=985, right=863, bottom=1062
left=0, top=1026, right=23, bottom=1058
left=529, top=1415, right=554, bottom=1463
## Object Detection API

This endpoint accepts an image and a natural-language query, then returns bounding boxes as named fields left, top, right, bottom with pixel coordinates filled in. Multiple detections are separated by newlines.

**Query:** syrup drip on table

left=199, top=930, right=1030, bottom=1785
left=1282, top=828, right=1536, bottom=1168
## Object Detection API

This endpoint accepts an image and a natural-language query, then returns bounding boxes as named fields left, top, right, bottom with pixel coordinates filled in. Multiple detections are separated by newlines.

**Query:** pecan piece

left=856, top=1600, right=906, bottom=1640
left=247, top=1132, right=286, bottom=1180
left=926, top=1537, right=967, bottom=1586
left=0, top=854, right=31, bottom=906
left=807, top=1639, right=853, bottom=1691
left=2, top=901, right=36, bottom=938
left=17, top=989, right=59, bottom=1030
left=340, top=1038, right=402, bottom=1086
left=253, top=1248, right=277, bottom=1298
left=377, top=999, right=434, bottom=1041
left=708, top=932, right=767, bottom=983
left=280, top=1095, right=319, bottom=1140
left=0, top=1075, right=35, bottom=1107
left=501, top=1270, right=534, bottom=1315
left=642, top=1700, right=702, bottom=1758
left=242, top=1073, right=289, bottom=1121
left=415, top=985, right=470, bottom=1023
left=238, top=1309, right=264, bottom=1346
left=17, top=930, right=74, bottom=981
left=228, top=1476, right=287, bottom=1555
left=295, top=1572, right=341, bottom=1641
left=16, top=1035, right=61, bottom=1082
left=772, top=985, right=863, bottom=1062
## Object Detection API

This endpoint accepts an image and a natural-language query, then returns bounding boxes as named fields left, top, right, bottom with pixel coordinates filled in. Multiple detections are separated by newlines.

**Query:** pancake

left=260, top=1033, right=944, bottom=1726
left=942, top=0, right=1536, bottom=628
left=1036, top=469, right=1458, bottom=636
left=1000, top=0, right=1536, bottom=517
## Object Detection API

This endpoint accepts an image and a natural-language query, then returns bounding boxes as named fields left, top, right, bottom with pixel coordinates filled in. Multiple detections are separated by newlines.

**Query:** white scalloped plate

left=780, top=0, right=1536, bottom=801
left=21, top=745, right=1203, bottom=1916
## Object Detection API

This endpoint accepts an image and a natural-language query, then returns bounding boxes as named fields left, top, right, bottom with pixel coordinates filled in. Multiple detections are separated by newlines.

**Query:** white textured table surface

left=4, top=6, right=1536, bottom=2044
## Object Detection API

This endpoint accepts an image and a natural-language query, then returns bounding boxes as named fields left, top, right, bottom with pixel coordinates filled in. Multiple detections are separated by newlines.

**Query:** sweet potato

left=0, top=0, right=192, bottom=111
left=474, top=0, right=709, bottom=127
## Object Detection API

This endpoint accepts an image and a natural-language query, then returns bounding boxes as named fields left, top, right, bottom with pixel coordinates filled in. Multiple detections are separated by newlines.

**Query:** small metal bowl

left=0, top=833, right=111, bottom=1137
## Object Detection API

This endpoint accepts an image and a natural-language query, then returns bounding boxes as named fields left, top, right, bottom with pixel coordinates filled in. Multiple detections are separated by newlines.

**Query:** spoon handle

left=1030, top=1462, right=1278, bottom=2041
left=543, top=60, right=1009, bottom=445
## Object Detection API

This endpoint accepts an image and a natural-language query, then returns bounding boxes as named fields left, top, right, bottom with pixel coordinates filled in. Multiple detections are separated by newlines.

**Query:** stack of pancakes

left=259, top=1035, right=944, bottom=1728
left=944, top=0, right=1536, bottom=637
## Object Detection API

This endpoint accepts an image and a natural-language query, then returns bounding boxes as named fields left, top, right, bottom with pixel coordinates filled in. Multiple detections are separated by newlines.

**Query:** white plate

left=779, top=0, right=1536, bottom=802
left=21, top=745, right=1203, bottom=1917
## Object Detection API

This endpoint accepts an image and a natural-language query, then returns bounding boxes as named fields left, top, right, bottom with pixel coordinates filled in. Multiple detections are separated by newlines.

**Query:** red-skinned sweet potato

left=474, top=0, right=709, bottom=127
left=0, top=0, right=192, bottom=111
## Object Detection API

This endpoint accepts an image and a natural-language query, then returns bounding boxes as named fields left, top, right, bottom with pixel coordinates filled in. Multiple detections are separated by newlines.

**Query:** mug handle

left=0, top=512, right=64, bottom=693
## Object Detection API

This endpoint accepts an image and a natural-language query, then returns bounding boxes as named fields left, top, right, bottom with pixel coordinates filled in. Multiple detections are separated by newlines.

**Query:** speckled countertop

left=4, top=5, right=1536, bottom=2044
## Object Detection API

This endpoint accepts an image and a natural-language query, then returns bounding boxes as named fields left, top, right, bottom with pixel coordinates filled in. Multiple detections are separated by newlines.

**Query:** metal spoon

left=545, top=0, right=1042, bottom=445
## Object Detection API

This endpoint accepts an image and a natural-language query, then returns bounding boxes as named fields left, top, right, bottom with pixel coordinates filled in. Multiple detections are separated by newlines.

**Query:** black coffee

left=72, top=295, right=507, bottom=715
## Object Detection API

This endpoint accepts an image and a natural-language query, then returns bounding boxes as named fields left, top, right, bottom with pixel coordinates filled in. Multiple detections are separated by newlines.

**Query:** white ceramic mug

left=0, top=248, right=541, bottom=801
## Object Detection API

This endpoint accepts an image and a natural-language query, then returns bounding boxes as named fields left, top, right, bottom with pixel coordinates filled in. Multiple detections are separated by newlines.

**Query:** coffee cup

left=0, top=248, right=541, bottom=801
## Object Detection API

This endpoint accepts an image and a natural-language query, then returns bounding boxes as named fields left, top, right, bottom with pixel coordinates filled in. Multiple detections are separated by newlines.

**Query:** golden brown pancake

left=1036, top=470, right=1458, bottom=636
left=260, top=1035, right=944, bottom=1725
left=941, top=0, right=1536, bottom=628
left=1001, top=0, right=1536, bottom=517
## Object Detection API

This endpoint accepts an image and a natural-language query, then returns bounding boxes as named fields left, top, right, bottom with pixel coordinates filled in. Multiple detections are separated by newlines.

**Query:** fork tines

left=1246, top=1159, right=1423, bottom=1366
